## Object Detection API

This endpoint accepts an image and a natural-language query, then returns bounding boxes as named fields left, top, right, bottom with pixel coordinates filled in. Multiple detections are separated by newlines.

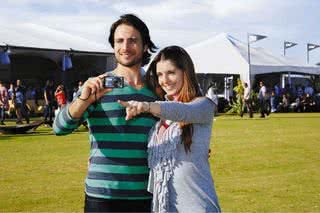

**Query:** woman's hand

left=118, top=100, right=149, bottom=120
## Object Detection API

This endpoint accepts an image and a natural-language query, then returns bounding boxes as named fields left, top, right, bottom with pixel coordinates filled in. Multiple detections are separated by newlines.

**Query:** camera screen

left=104, top=76, right=124, bottom=88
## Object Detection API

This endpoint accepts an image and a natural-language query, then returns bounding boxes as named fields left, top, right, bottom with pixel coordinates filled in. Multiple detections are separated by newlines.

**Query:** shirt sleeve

left=53, top=103, right=95, bottom=135
left=157, top=97, right=214, bottom=124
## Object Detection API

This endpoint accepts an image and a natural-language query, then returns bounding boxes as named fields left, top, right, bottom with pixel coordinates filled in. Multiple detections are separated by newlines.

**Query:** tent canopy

left=0, top=23, right=113, bottom=62
left=186, top=33, right=320, bottom=83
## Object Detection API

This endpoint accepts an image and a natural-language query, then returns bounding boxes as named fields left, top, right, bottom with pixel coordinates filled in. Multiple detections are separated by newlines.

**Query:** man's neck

left=113, top=64, right=144, bottom=88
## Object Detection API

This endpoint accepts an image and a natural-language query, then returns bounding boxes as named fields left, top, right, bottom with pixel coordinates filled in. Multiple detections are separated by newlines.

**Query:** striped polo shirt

left=53, top=83, right=158, bottom=200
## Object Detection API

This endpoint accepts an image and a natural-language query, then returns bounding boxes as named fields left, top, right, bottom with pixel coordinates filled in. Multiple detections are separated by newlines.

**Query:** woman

left=54, top=84, right=67, bottom=109
left=119, top=46, right=220, bottom=212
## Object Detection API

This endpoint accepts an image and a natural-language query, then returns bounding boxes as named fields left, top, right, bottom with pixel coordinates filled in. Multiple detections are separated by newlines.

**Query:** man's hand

left=79, top=73, right=112, bottom=104
left=118, top=100, right=149, bottom=120
left=69, top=73, right=112, bottom=119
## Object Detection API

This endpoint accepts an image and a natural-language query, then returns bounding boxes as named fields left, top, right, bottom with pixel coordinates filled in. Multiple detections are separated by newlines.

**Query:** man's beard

left=116, top=54, right=143, bottom=68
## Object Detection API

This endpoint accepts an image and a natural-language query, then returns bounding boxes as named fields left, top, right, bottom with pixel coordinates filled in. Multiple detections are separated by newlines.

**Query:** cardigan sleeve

left=157, top=97, right=214, bottom=124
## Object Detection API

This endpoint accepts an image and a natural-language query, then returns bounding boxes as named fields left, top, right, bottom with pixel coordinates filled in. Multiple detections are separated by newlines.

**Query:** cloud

left=204, top=0, right=267, bottom=18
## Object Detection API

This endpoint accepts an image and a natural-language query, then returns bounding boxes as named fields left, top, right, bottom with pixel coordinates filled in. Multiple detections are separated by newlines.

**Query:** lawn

left=0, top=113, right=319, bottom=212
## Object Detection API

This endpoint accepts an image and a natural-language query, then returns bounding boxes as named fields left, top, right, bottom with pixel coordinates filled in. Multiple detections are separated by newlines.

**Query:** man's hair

left=146, top=46, right=202, bottom=152
left=108, top=14, right=157, bottom=66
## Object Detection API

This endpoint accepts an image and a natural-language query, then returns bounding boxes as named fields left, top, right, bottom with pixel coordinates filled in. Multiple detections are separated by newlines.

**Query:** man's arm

left=68, top=74, right=111, bottom=119
left=53, top=74, right=111, bottom=135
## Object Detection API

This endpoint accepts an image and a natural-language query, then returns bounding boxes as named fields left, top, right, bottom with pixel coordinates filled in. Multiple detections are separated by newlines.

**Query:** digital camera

left=103, top=76, right=124, bottom=88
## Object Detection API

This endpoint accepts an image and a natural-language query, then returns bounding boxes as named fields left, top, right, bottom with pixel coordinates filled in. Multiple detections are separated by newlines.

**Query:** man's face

left=113, top=24, right=147, bottom=67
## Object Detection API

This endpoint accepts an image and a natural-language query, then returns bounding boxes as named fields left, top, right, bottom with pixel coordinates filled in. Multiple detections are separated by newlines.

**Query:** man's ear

left=143, top=45, right=148, bottom=53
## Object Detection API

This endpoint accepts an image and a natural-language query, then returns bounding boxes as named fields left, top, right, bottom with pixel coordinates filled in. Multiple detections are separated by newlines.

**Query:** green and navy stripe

left=53, top=84, right=158, bottom=200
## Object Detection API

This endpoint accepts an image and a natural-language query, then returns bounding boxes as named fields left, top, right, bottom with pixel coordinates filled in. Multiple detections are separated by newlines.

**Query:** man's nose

left=122, top=41, right=130, bottom=51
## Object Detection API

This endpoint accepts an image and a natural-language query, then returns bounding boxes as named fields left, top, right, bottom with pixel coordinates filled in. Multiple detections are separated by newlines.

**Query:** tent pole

left=247, top=33, right=251, bottom=88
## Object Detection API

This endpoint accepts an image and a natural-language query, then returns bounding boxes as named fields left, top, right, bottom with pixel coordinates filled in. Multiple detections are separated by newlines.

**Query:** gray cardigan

left=147, top=97, right=221, bottom=213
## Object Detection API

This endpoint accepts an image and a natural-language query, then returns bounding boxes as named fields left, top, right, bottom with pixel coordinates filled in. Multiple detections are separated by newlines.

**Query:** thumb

left=118, top=100, right=129, bottom=107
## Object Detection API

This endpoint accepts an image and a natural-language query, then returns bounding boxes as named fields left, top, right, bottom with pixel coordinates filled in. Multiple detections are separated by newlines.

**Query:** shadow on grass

left=0, top=128, right=88, bottom=140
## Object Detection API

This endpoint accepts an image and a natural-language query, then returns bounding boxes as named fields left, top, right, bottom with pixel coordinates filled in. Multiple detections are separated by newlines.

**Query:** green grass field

left=1, top=113, right=319, bottom=212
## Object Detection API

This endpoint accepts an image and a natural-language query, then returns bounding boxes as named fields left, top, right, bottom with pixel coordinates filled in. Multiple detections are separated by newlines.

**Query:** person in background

left=302, top=93, right=316, bottom=112
left=241, top=82, right=253, bottom=118
left=119, top=46, right=221, bottom=212
left=279, top=94, right=289, bottom=112
left=43, top=79, right=54, bottom=125
left=53, top=14, right=158, bottom=212
left=7, top=83, right=15, bottom=118
left=270, top=90, right=278, bottom=113
left=304, top=83, right=314, bottom=96
left=14, top=83, right=24, bottom=124
left=0, top=81, right=9, bottom=125
left=16, top=79, right=30, bottom=124
left=206, top=82, right=219, bottom=116
left=258, top=81, right=269, bottom=118
left=296, top=84, right=304, bottom=98
left=55, top=84, right=67, bottom=109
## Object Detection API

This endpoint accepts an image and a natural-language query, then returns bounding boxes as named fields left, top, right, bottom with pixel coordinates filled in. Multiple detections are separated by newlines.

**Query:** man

left=0, top=81, right=9, bottom=125
left=206, top=83, right=218, bottom=116
left=241, top=82, right=253, bottom=118
left=43, top=79, right=54, bottom=126
left=53, top=14, right=158, bottom=212
left=304, top=83, right=314, bottom=96
left=258, top=81, right=268, bottom=118
left=15, top=80, right=30, bottom=124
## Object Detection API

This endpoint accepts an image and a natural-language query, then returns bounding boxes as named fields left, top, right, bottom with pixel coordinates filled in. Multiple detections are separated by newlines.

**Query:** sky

left=1, top=0, right=320, bottom=65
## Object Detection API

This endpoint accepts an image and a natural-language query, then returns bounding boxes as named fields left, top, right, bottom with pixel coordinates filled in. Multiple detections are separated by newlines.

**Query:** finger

left=90, top=79, right=101, bottom=94
left=125, top=108, right=133, bottom=120
left=85, top=80, right=96, bottom=94
left=86, top=82, right=97, bottom=95
left=118, top=100, right=130, bottom=107
left=137, top=103, right=144, bottom=113
left=95, top=88, right=111, bottom=100
left=102, top=88, right=112, bottom=93
left=98, top=73, right=108, bottom=78
left=96, top=77, right=104, bottom=89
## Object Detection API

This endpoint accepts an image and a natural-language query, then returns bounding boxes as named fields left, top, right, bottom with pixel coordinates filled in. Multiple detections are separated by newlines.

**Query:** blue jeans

left=84, top=194, right=151, bottom=212
left=44, top=103, right=53, bottom=122
left=0, top=106, right=5, bottom=122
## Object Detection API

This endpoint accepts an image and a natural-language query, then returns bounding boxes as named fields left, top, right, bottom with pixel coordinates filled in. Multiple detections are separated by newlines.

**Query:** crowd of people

left=270, top=83, right=318, bottom=113
left=0, top=79, right=83, bottom=126
left=238, top=80, right=319, bottom=118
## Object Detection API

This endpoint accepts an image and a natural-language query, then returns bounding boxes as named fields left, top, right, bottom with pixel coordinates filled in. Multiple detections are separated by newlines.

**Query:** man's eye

left=129, top=38, right=138, bottom=43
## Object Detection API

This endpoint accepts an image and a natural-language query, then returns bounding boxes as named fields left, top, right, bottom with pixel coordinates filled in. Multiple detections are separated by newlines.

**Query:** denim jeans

left=0, top=106, right=5, bottom=122
left=84, top=194, right=151, bottom=212
left=44, top=103, right=53, bottom=122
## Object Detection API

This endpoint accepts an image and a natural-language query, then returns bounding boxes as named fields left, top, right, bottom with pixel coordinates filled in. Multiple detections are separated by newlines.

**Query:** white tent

left=186, top=33, right=320, bottom=84
left=0, top=22, right=114, bottom=63
left=0, top=23, right=115, bottom=84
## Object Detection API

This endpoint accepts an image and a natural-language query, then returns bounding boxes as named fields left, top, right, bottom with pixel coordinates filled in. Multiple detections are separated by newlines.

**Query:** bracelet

left=77, top=92, right=97, bottom=102
left=77, top=93, right=90, bottom=101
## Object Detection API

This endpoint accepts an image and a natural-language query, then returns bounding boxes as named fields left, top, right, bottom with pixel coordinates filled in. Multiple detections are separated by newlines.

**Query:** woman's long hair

left=146, top=46, right=202, bottom=152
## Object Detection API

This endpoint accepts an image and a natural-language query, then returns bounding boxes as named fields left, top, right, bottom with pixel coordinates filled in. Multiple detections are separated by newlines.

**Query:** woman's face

left=156, top=59, right=184, bottom=97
